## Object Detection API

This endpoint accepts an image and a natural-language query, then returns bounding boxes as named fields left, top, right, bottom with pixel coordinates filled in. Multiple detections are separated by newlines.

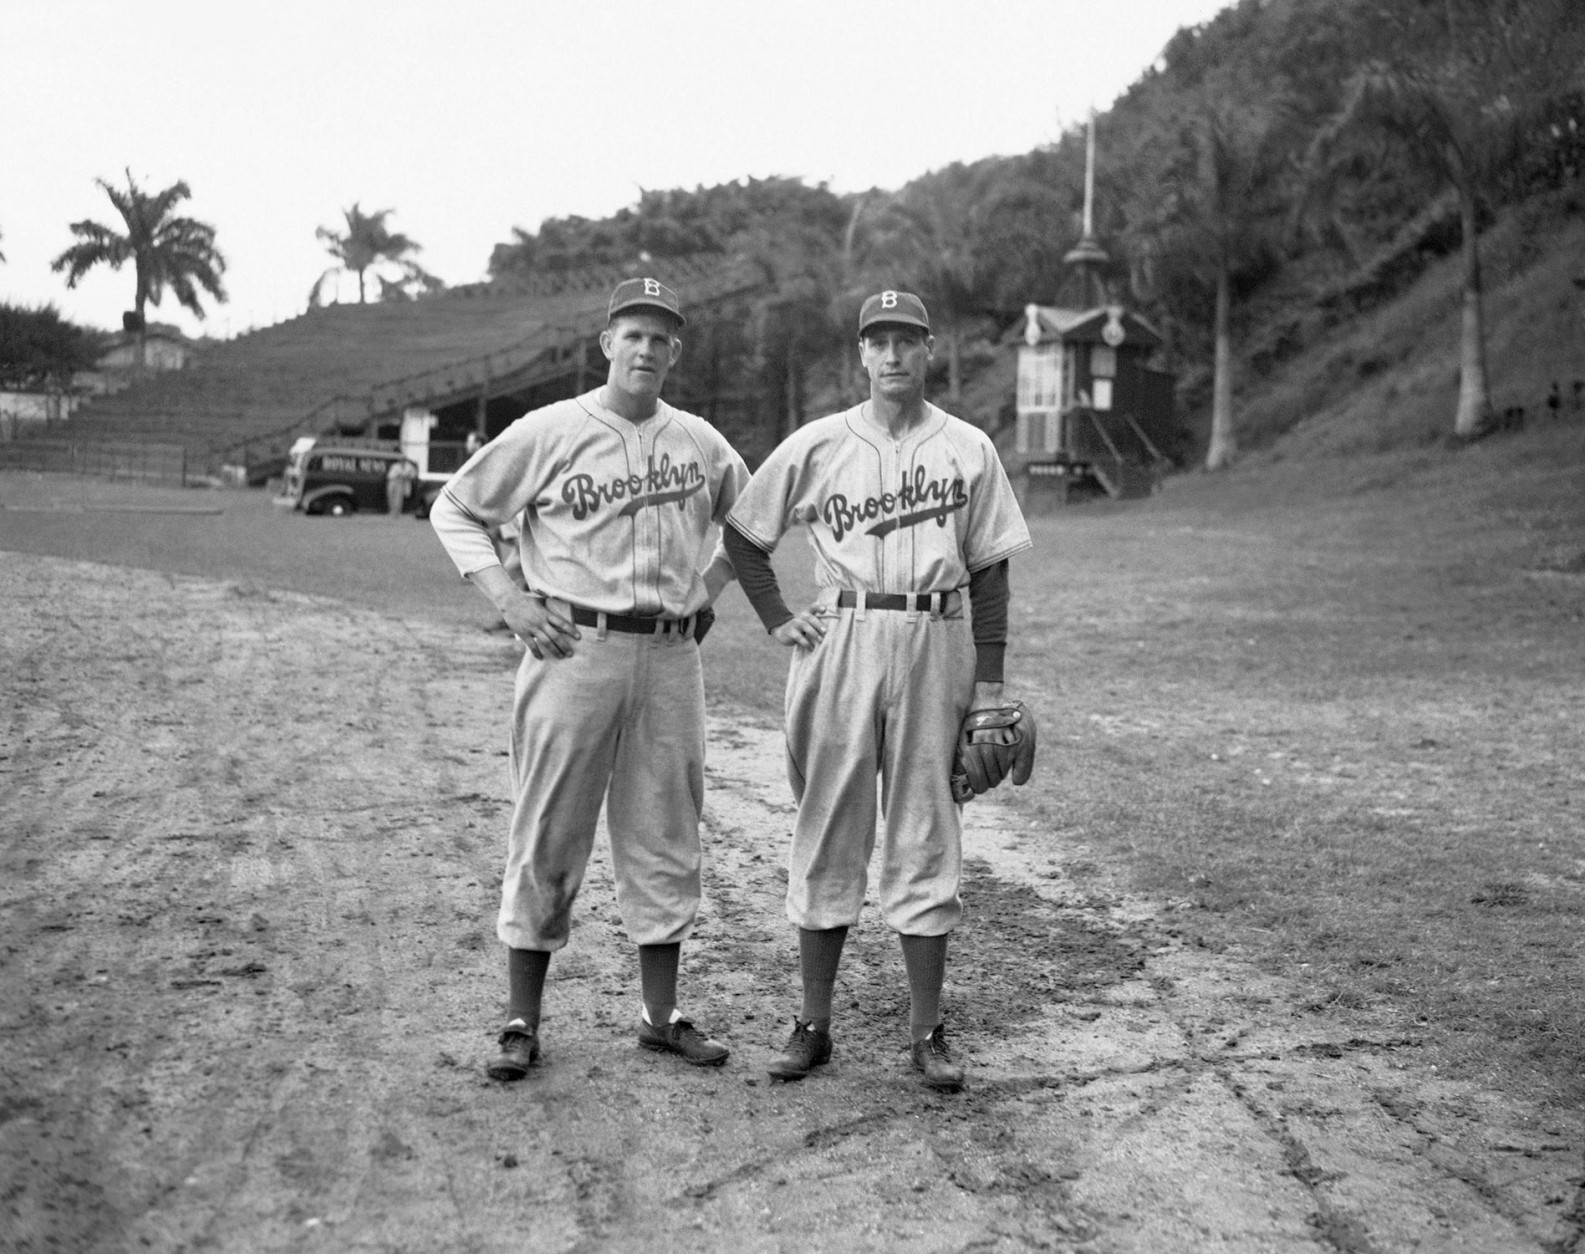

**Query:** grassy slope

left=1234, top=189, right=1585, bottom=462
left=703, top=199, right=1585, bottom=1102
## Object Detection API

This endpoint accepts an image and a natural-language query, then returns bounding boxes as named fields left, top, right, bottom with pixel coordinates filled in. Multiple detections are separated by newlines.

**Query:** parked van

left=279, top=438, right=443, bottom=517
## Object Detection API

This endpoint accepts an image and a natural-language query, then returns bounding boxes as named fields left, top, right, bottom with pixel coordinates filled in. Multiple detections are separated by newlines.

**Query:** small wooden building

left=1009, top=301, right=1177, bottom=509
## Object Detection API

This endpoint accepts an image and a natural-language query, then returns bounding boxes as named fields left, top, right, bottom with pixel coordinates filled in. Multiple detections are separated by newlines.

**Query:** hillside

left=1190, top=189, right=1585, bottom=465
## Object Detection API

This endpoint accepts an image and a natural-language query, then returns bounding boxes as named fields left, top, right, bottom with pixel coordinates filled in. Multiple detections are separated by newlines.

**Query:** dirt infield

left=3, top=471, right=1583, bottom=1252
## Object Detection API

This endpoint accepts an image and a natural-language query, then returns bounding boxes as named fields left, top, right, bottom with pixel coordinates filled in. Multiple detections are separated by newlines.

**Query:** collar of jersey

left=848, top=400, right=945, bottom=447
left=580, top=388, right=672, bottom=432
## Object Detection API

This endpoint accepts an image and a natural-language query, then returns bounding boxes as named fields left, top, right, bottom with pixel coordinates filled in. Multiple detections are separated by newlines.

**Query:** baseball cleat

left=637, top=1017, right=729, bottom=1066
left=767, top=1018, right=832, bottom=1081
left=910, top=1024, right=964, bottom=1092
left=488, top=1020, right=541, bottom=1081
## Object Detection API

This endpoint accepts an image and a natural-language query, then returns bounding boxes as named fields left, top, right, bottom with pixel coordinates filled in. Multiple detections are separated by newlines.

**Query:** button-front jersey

left=432, top=390, right=748, bottom=616
left=727, top=403, right=1031, bottom=594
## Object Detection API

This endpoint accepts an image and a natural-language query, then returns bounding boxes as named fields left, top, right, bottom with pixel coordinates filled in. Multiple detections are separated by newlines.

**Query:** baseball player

left=722, top=290, right=1034, bottom=1092
left=430, top=277, right=750, bottom=1080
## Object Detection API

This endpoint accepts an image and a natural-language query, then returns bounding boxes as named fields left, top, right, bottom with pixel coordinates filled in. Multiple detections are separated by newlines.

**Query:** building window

left=1092, top=377, right=1114, bottom=411
left=1016, top=345, right=1061, bottom=412
left=1090, top=345, right=1117, bottom=379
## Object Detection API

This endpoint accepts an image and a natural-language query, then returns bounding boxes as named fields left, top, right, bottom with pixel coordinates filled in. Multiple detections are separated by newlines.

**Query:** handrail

left=1121, top=412, right=1170, bottom=466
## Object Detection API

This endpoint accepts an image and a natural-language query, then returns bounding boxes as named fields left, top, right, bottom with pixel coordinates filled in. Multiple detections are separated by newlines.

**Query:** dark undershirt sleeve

left=723, top=522, right=794, bottom=633
left=968, top=560, right=1010, bottom=684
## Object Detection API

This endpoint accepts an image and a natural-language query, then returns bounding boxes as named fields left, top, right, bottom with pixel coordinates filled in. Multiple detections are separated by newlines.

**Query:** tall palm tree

left=51, top=170, right=227, bottom=367
left=1136, top=91, right=1293, bottom=470
left=1302, top=0, right=1584, bottom=438
left=310, top=204, right=439, bottom=306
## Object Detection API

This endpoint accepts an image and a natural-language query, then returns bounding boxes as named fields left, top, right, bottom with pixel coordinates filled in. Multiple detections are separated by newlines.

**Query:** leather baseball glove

left=950, top=702, right=1037, bottom=803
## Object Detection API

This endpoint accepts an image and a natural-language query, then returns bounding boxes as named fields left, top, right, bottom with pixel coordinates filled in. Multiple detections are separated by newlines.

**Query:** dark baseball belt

left=835, top=590, right=961, bottom=614
left=568, top=605, right=696, bottom=636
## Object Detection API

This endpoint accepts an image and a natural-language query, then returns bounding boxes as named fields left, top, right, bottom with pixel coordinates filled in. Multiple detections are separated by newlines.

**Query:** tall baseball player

left=722, top=290, right=1035, bottom=1092
left=430, top=277, right=749, bottom=1080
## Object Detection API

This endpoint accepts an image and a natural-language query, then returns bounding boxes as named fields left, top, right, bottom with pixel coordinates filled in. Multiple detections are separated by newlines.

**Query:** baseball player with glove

left=430, top=277, right=749, bottom=1080
left=722, top=289, right=1034, bottom=1092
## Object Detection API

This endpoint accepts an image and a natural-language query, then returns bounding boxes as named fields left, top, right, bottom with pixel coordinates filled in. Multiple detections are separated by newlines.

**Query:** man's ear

left=925, top=334, right=936, bottom=359
left=668, top=336, right=683, bottom=367
left=599, top=326, right=615, bottom=361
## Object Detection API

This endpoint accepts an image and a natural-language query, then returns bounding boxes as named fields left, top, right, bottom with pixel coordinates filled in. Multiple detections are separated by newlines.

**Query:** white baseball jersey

left=728, top=401, right=1032, bottom=936
left=432, top=389, right=748, bottom=616
left=727, top=402, right=1031, bottom=590
left=429, top=388, right=748, bottom=952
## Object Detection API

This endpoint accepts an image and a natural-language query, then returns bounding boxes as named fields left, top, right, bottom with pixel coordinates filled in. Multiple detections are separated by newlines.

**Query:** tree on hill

left=311, top=204, right=442, bottom=306
left=1127, top=84, right=1295, bottom=470
left=851, top=165, right=1010, bottom=404
left=1301, top=0, right=1585, bottom=439
left=0, top=303, right=104, bottom=392
left=50, top=170, right=227, bottom=368
left=732, top=195, right=854, bottom=435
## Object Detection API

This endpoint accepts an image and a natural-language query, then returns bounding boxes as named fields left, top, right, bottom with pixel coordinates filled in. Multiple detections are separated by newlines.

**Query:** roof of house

left=1020, top=304, right=1164, bottom=351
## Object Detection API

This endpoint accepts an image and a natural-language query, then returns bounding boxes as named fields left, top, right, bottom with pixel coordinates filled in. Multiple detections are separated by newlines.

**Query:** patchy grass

left=707, top=420, right=1585, bottom=1101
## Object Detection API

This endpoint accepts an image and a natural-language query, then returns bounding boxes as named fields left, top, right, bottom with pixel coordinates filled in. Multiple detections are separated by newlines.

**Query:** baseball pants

left=499, top=627, right=705, bottom=951
left=782, top=594, right=976, bottom=935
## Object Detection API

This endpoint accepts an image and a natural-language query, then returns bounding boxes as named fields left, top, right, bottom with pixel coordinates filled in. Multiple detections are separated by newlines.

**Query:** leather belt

left=835, top=590, right=961, bottom=614
left=569, top=605, right=695, bottom=636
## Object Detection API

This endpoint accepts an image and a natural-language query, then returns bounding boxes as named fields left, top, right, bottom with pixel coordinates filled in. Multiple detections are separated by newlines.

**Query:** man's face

left=601, top=312, right=682, bottom=400
left=859, top=325, right=933, bottom=402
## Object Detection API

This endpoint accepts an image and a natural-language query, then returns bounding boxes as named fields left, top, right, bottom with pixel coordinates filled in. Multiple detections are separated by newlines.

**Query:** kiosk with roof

left=1009, top=117, right=1181, bottom=509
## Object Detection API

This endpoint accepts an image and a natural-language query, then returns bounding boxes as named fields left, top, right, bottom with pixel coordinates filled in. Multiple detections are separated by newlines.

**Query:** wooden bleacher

left=4, top=257, right=759, bottom=483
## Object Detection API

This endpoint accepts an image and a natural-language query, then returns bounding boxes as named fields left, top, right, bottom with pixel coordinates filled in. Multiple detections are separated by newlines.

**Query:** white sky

left=1, top=0, right=1230, bottom=338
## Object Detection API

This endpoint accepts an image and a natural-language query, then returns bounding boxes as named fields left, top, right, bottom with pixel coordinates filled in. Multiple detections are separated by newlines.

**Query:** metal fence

left=0, top=439, right=189, bottom=485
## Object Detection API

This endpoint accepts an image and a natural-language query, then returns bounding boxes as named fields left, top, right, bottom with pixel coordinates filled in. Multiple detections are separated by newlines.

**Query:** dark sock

left=506, top=947, right=551, bottom=1032
left=638, top=942, right=681, bottom=1027
left=798, top=926, right=848, bottom=1031
left=899, top=932, right=948, bottom=1042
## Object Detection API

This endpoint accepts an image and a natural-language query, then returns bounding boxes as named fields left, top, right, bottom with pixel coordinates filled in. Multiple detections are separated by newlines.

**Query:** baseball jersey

left=727, top=403, right=1031, bottom=593
left=431, top=390, right=748, bottom=617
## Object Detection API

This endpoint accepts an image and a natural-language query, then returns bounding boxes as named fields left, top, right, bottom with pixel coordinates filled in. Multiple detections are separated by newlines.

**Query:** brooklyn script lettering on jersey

left=561, top=453, right=706, bottom=520
left=823, top=467, right=969, bottom=542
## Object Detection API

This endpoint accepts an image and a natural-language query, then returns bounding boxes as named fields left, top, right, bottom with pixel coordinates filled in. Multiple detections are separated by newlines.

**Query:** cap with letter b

left=608, top=276, right=685, bottom=328
left=858, top=289, right=930, bottom=337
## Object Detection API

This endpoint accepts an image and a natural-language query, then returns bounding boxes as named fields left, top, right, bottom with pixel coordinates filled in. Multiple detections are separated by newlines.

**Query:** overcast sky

left=2, top=0, right=1230, bottom=338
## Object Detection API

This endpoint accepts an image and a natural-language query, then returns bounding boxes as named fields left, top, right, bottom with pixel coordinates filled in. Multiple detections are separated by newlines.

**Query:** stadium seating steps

left=47, top=257, right=751, bottom=468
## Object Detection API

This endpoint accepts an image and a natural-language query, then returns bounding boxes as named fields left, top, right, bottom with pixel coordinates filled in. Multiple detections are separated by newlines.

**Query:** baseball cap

left=608, top=277, right=685, bottom=328
left=858, top=290, right=930, bottom=337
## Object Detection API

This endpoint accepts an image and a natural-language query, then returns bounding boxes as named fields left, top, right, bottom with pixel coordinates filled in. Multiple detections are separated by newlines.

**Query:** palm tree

left=1302, top=0, right=1584, bottom=438
left=51, top=170, right=227, bottom=367
left=310, top=204, right=440, bottom=306
left=1134, top=90, right=1293, bottom=470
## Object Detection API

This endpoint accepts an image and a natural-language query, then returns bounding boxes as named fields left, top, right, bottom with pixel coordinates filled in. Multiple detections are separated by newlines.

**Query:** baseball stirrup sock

left=899, top=932, right=949, bottom=1042
left=798, top=926, right=848, bottom=1030
left=638, top=942, right=681, bottom=1027
left=507, top=947, right=552, bottom=1031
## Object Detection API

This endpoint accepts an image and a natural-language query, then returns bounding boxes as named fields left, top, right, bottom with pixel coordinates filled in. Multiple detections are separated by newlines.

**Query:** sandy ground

left=2, top=477, right=1583, bottom=1253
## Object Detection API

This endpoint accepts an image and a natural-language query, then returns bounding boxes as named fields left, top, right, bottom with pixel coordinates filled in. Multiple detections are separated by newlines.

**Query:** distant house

left=2, top=325, right=197, bottom=440
left=79, top=324, right=194, bottom=395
